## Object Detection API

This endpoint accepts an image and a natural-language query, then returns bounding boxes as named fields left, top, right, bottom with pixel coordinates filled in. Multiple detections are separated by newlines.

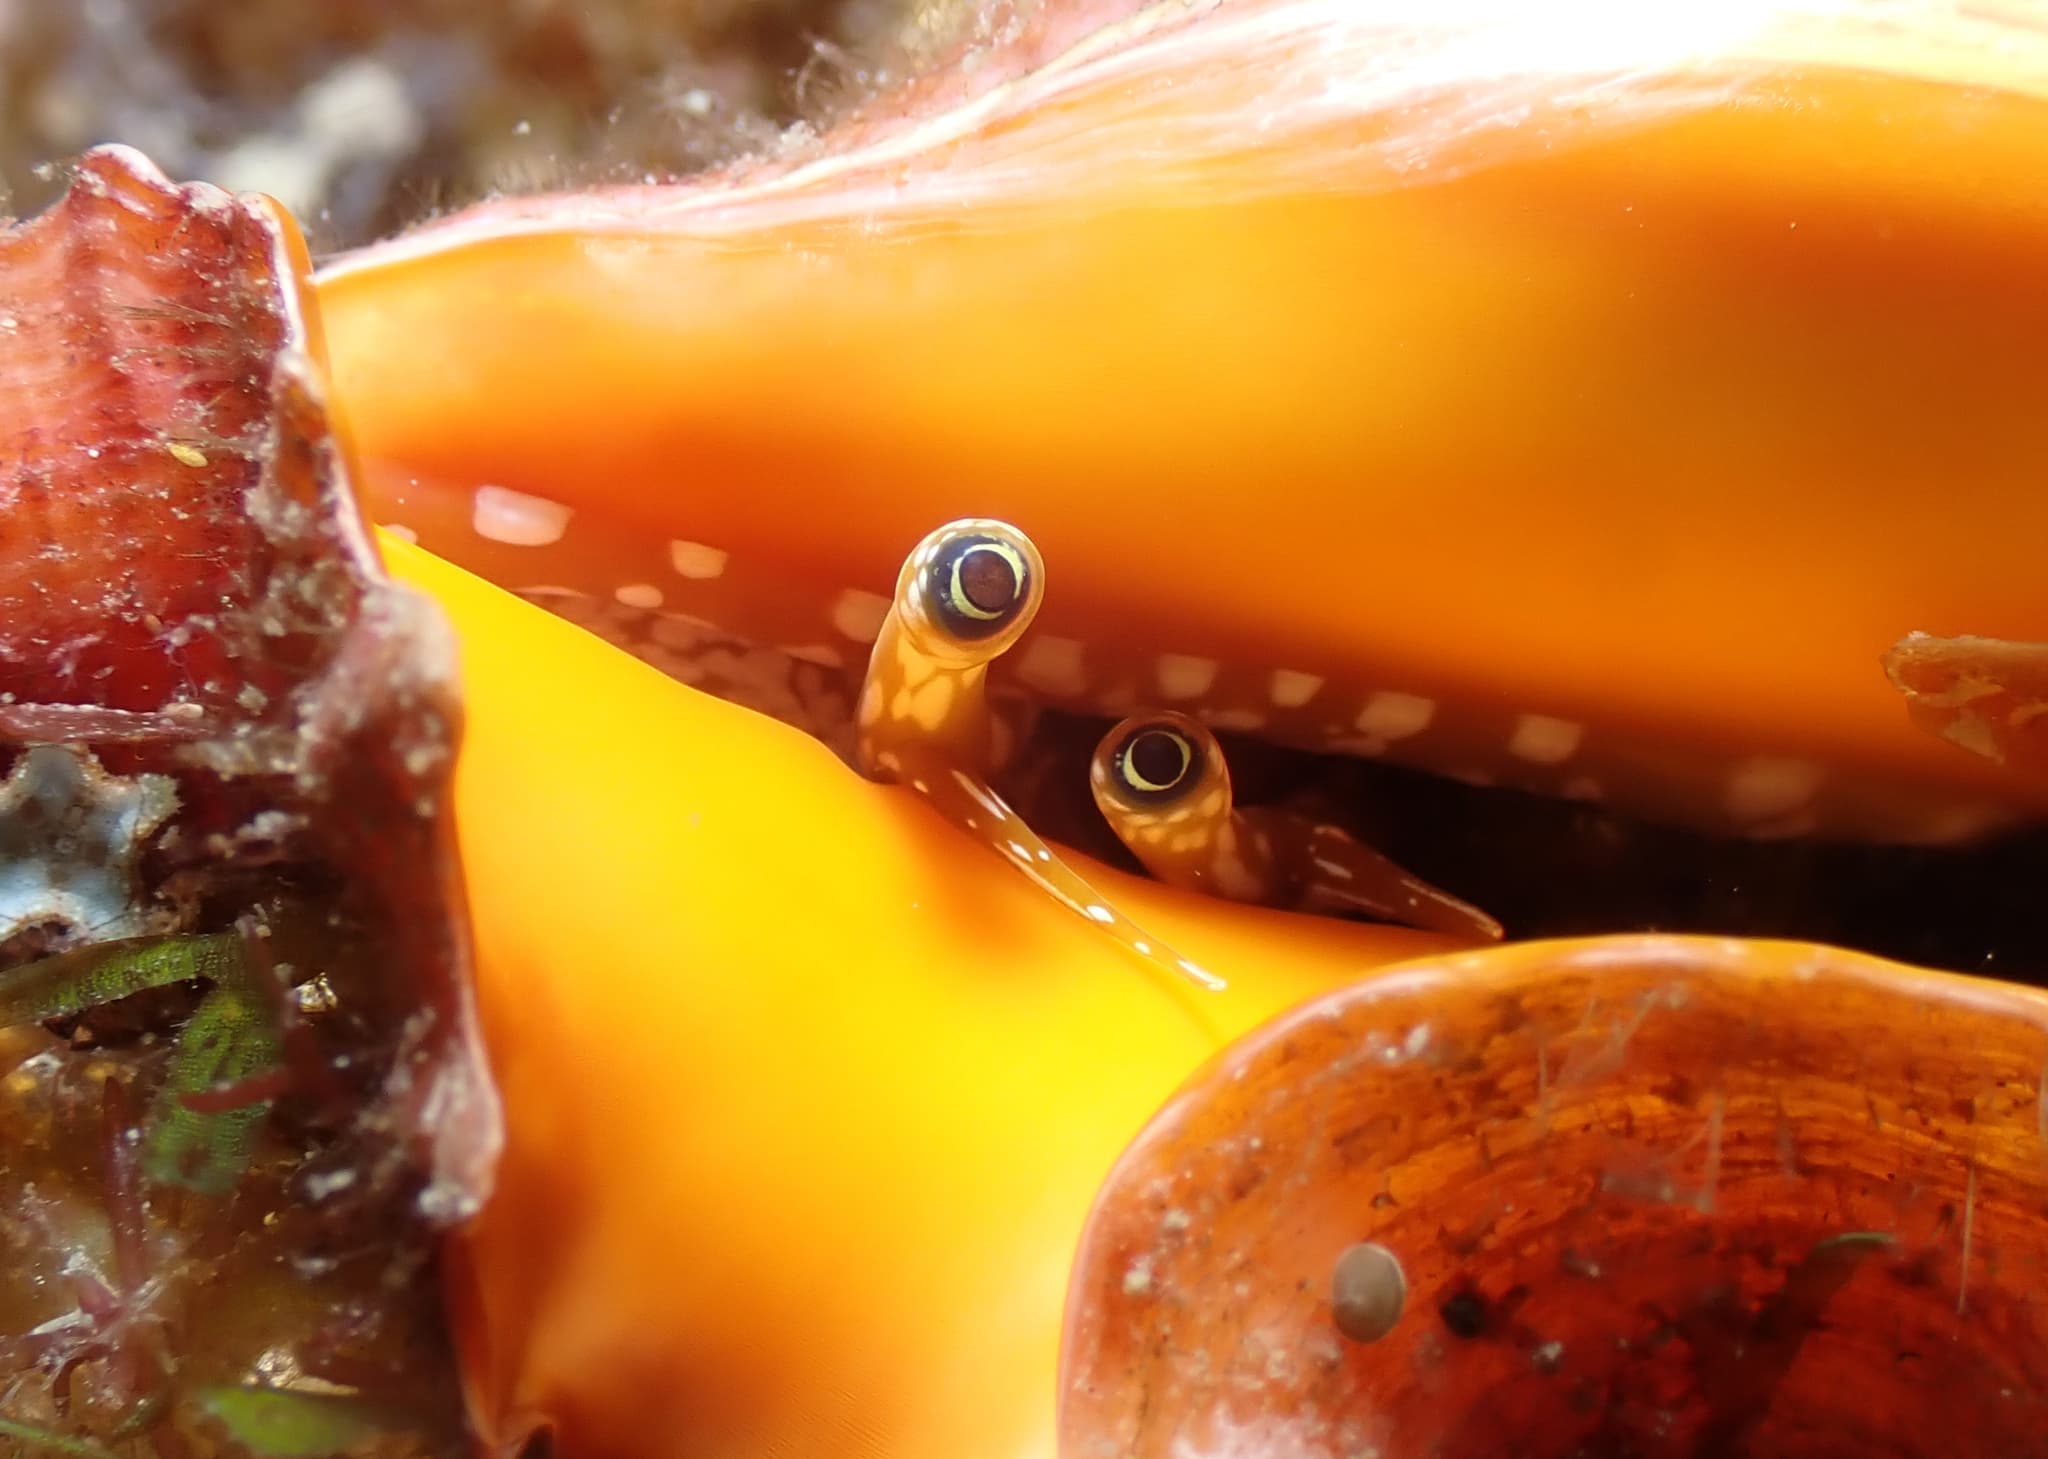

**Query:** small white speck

left=305, top=1167, right=357, bottom=1200
left=383, top=523, right=419, bottom=545
left=1123, top=1258, right=1155, bottom=1296
left=1085, top=904, right=1115, bottom=924
left=614, top=583, right=664, bottom=609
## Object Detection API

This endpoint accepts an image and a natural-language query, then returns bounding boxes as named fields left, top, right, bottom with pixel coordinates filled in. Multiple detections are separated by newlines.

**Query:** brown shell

left=1060, top=936, right=2048, bottom=1458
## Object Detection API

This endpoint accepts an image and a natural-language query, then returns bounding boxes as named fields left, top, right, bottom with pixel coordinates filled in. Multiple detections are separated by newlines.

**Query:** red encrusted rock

left=0, top=147, right=495, bottom=1454
left=1, top=145, right=361, bottom=729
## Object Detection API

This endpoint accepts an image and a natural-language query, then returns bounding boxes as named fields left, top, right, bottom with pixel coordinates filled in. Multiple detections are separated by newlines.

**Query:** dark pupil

left=929, top=537, right=1025, bottom=640
left=957, top=546, right=1018, bottom=615
left=1128, top=730, right=1188, bottom=790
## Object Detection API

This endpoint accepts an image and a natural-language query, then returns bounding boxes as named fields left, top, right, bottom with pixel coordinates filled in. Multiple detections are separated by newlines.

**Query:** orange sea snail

left=289, top=0, right=2048, bottom=1451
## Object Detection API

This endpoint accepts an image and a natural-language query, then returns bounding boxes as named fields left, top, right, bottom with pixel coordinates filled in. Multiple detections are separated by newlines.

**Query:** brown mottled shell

left=1060, top=936, right=2048, bottom=1459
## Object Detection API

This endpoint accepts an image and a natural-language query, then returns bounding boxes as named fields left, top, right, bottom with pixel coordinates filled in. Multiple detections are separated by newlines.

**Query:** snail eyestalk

left=855, top=518, right=1047, bottom=772
left=1091, top=710, right=1503, bottom=941
left=856, top=519, right=1224, bottom=994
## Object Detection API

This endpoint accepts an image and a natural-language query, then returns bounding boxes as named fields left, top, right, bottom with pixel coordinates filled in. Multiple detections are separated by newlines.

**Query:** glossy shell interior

left=1062, top=936, right=2048, bottom=1457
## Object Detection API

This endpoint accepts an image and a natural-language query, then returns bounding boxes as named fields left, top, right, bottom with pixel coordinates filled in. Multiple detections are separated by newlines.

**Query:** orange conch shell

left=1062, top=935, right=2048, bottom=1458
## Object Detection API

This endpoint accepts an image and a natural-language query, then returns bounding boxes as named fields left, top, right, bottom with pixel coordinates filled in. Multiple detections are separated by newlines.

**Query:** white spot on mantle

left=831, top=589, right=891, bottom=644
left=1509, top=713, right=1584, bottom=765
left=472, top=485, right=572, bottom=546
left=1157, top=654, right=1220, bottom=700
left=1354, top=691, right=1435, bottom=741
left=1269, top=669, right=1323, bottom=708
left=1015, top=634, right=1087, bottom=696
left=668, top=539, right=729, bottom=579
left=1722, top=756, right=1824, bottom=822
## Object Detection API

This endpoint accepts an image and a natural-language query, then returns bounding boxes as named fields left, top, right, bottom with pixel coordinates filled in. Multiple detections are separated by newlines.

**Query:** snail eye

left=922, top=532, right=1033, bottom=641
left=1115, top=724, right=1199, bottom=802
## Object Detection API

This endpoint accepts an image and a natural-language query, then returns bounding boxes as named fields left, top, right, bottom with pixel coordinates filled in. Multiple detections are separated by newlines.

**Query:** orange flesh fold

left=384, top=534, right=1448, bottom=1458
left=320, top=34, right=2048, bottom=842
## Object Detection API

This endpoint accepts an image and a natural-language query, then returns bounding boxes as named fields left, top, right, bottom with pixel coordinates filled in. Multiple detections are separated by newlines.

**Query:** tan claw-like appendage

left=1883, top=631, right=2048, bottom=783
left=1091, top=710, right=1503, bottom=942
left=856, top=520, right=1224, bottom=993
